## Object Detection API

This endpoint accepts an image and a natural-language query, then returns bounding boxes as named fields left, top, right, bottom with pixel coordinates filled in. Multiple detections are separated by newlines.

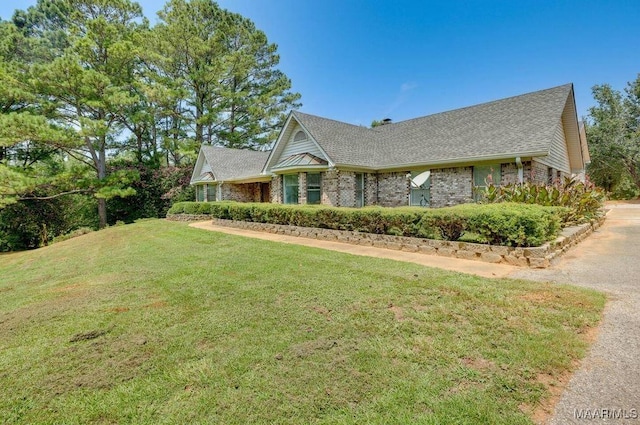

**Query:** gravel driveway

left=510, top=204, right=640, bottom=424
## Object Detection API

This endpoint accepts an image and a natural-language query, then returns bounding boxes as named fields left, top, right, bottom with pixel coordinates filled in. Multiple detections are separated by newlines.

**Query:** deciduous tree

left=587, top=75, right=640, bottom=197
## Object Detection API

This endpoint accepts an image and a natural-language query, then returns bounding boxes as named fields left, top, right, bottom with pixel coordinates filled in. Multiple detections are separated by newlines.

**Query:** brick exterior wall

left=377, top=172, right=410, bottom=207
left=225, top=161, right=571, bottom=208
left=221, top=183, right=261, bottom=202
left=526, top=160, right=548, bottom=185
left=501, top=163, right=520, bottom=185
left=364, top=173, right=377, bottom=206
left=298, top=172, right=307, bottom=204
left=337, top=171, right=356, bottom=207
left=501, top=161, right=572, bottom=187
left=270, top=175, right=282, bottom=204
left=321, top=169, right=339, bottom=206
left=430, top=167, right=473, bottom=207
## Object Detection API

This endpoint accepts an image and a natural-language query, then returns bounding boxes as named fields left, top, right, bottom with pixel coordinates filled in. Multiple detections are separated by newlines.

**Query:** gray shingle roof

left=291, top=112, right=379, bottom=167
left=201, top=146, right=270, bottom=181
left=291, top=83, right=573, bottom=169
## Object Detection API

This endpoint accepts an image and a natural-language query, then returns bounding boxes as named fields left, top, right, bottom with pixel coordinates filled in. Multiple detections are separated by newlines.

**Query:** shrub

left=424, top=211, right=467, bottom=241
left=168, top=201, right=563, bottom=246
left=51, top=227, right=95, bottom=244
left=0, top=193, right=97, bottom=252
left=378, top=208, right=424, bottom=236
left=107, top=161, right=193, bottom=223
left=461, top=203, right=564, bottom=247
left=480, top=177, right=605, bottom=225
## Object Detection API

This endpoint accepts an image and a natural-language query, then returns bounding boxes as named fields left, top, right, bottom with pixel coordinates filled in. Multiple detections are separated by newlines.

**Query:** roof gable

left=190, top=149, right=215, bottom=184
left=192, top=146, right=270, bottom=183
left=263, top=114, right=334, bottom=173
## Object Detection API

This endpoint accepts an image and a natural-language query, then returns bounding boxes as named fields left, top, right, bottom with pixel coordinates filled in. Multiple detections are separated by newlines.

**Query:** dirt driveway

left=510, top=203, right=640, bottom=424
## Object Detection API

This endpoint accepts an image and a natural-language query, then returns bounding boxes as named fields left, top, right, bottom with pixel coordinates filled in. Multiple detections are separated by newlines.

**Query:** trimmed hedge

left=169, top=201, right=566, bottom=247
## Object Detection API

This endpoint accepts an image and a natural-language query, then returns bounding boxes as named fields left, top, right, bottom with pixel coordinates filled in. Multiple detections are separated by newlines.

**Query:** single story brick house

left=190, top=83, right=589, bottom=208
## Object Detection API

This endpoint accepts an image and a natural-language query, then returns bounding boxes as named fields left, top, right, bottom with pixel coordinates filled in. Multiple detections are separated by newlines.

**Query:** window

left=355, top=173, right=364, bottom=207
left=206, top=184, right=217, bottom=202
left=410, top=171, right=430, bottom=207
left=283, top=174, right=299, bottom=204
left=196, top=185, right=205, bottom=202
left=307, top=173, right=321, bottom=204
left=293, top=131, right=307, bottom=142
left=473, top=164, right=501, bottom=200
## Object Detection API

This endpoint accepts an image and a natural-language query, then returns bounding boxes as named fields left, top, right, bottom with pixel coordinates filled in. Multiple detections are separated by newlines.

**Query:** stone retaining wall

left=204, top=216, right=605, bottom=268
left=166, top=213, right=605, bottom=268
left=166, top=214, right=212, bottom=222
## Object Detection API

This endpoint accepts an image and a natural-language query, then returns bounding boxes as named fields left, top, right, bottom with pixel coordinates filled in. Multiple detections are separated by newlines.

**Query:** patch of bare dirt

left=518, top=291, right=558, bottom=303
left=108, top=307, right=130, bottom=313
left=51, top=283, right=86, bottom=293
left=0, top=289, right=92, bottom=335
left=461, top=356, right=495, bottom=371
left=521, top=323, right=602, bottom=424
left=69, top=329, right=109, bottom=343
left=44, top=334, right=152, bottom=394
left=519, top=369, right=574, bottom=425
left=388, top=303, right=405, bottom=321
left=309, top=305, right=332, bottom=321
left=144, top=301, right=167, bottom=309
left=289, top=338, right=340, bottom=359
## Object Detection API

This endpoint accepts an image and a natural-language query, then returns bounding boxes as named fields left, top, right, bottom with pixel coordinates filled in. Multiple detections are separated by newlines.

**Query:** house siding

left=280, top=124, right=327, bottom=162
left=430, top=167, right=473, bottom=208
left=534, top=120, right=571, bottom=174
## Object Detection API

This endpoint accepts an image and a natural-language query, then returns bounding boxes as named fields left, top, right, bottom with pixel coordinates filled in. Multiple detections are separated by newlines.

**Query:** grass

left=0, top=219, right=605, bottom=424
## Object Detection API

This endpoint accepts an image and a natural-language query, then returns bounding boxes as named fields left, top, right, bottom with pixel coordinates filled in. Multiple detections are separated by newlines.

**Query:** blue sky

left=1, top=0, right=638, bottom=126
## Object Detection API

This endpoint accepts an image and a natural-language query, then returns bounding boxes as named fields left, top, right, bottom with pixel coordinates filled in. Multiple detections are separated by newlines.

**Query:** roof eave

left=270, top=165, right=331, bottom=174
left=333, top=151, right=550, bottom=172
left=223, top=174, right=272, bottom=183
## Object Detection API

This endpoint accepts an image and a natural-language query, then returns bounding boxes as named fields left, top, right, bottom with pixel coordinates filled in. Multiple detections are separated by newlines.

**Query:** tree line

left=586, top=75, right=640, bottom=199
left=0, top=0, right=300, bottom=250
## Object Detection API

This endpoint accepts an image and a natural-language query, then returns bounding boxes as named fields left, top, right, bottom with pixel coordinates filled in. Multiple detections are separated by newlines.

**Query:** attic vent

left=293, top=131, right=307, bottom=142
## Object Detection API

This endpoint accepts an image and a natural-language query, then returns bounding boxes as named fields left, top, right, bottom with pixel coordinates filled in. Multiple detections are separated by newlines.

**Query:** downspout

left=217, top=182, right=223, bottom=201
left=516, top=157, right=524, bottom=184
left=406, top=173, right=412, bottom=206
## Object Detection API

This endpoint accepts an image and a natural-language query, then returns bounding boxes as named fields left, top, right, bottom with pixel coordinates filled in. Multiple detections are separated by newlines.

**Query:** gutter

left=331, top=150, right=550, bottom=172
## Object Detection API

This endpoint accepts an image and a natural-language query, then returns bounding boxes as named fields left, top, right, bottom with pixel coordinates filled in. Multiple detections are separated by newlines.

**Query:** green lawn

left=0, top=219, right=604, bottom=424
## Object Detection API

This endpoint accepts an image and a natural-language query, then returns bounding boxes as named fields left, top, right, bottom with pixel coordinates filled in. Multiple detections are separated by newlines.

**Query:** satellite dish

left=410, top=170, right=431, bottom=188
